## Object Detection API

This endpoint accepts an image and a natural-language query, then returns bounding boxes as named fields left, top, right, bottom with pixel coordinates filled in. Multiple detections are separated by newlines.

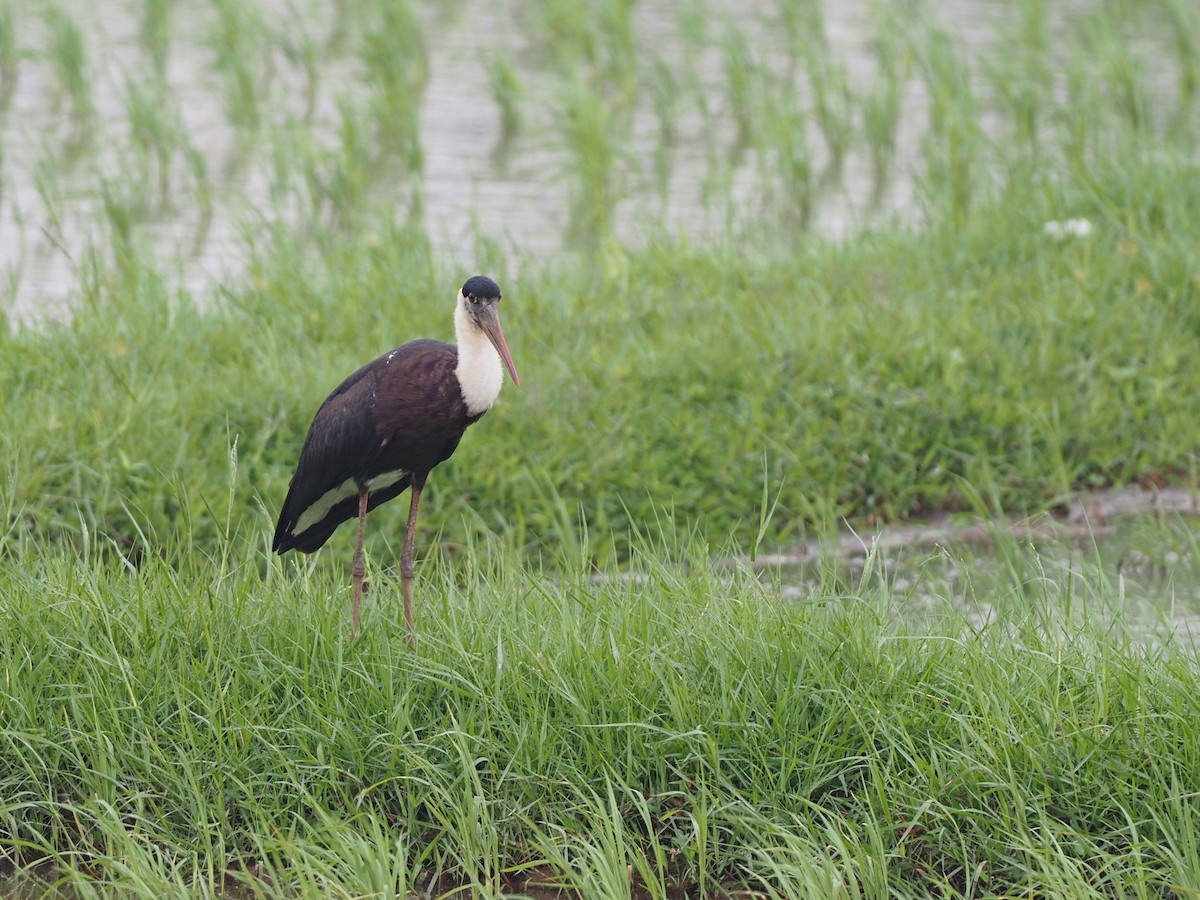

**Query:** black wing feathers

left=272, top=363, right=382, bottom=553
left=273, top=340, right=474, bottom=555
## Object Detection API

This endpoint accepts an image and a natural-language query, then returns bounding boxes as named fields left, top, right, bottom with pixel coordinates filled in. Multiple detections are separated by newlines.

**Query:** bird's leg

left=350, top=487, right=369, bottom=642
left=399, top=480, right=424, bottom=647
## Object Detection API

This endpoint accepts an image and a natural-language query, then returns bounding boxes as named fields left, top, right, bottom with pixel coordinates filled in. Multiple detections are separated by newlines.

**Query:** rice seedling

left=277, top=15, right=321, bottom=124
left=529, top=0, right=599, bottom=71
left=0, top=2, right=18, bottom=115
left=915, top=25, right=983, bottom=224
left=772, top=0, right=853, bottom=182
left=803, top=43, right=855, bottom=183
left=721, top=26, right=758, bottom=156
left=181, top=136, right=214, bottom=258
left=138, top=0, right=171, bottom=87
left=99, top=177, right=145, bottom=296
left=209, top=0, right=269, bottom=135
left=41, top=4, right=94, bottom=144
left=31, top=146, right=65, bottom=242
left=1159, top=0, right=1198, bottom=124
left=774, top=0, right=823, bottom=70
left=757, top=85, right=815, bottom=231
left=861, top=26, right=905, bottom=203
left=647, top=55, right=679, bottom=203
left=595, top=0, right=639, bottom=111
left=311, top=95, right=377, bottom=227
left=1080, top=8, right=1150, bottom=136
left=558, top=74, right=624, bottom=246
left=125, top=74, right=182, bottom=207
left=674, top=0, right=710, bottom=55
left=485, top=55, right=523, bottom=154
left=984, top=0, right=1051, bottom=154
left=1059, top=54, right=1106, bottom=175
left=359, top=0, right=426, bottom=175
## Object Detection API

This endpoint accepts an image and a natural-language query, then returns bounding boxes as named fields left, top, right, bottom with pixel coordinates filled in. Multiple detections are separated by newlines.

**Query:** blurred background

left=1, top=0, right=1194, bottom=321
left=0, top=0, right=1197, bottom=566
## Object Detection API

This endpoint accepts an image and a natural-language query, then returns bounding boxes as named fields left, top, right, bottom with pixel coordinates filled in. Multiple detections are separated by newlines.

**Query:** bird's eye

left=469, top=294, right=480, bottom=305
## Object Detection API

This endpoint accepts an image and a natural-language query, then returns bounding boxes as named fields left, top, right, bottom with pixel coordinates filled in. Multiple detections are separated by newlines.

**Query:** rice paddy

left=1, top=0, right=1199, bottom=896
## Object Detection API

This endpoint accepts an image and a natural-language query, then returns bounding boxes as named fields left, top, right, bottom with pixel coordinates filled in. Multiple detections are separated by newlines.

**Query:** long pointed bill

left=480, top=309, right=520, bottom=387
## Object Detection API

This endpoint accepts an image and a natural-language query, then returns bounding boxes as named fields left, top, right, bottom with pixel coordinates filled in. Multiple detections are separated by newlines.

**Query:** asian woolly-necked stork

left=272, top=275, right=520, bottom=641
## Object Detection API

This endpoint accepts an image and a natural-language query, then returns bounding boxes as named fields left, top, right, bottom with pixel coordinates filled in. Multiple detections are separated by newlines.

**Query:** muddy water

left=0, top=0, right=1009, bottom=325
left=0, top=0, right=1186, bottom=325
left=1, top=0, right=259, bottom=325
left=765, top=490, right=1200, bottom=651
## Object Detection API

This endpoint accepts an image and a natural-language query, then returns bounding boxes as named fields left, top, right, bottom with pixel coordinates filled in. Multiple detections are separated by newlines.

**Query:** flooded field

left=1, top=0, right=1192, bottom=324
left=774, top=505, right=1200, bottom=650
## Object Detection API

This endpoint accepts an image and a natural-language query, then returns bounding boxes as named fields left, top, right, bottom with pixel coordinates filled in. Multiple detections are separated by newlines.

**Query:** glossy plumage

left=272, top=275, right=518, bottom=641
left=272, top=340, right=480, bottom=554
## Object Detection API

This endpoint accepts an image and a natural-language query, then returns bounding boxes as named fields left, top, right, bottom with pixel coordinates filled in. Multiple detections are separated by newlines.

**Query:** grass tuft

left=1, top=525, right=1198, bottom=895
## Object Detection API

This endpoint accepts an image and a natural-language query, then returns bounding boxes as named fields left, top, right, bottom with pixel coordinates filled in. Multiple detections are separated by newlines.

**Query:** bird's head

left=458, top=275, right=520, bottom=387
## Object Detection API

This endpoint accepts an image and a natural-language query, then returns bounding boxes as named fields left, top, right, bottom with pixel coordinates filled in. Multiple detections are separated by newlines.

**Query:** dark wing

left=369, top=340, right=473, bottom=474
left=273, top=340, right=470, bottom=555
left=272, top=355, right=389, bottom=554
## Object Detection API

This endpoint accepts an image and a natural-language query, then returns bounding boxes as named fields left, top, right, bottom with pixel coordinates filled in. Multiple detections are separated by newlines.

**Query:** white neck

left=454, top=298, right=504, bottom=416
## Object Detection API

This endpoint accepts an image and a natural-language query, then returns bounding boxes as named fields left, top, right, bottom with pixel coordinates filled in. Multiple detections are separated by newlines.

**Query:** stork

left=272, top=275, right=520, bottom=642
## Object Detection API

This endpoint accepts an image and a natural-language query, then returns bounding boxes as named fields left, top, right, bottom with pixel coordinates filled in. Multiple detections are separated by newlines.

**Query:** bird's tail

left=273, top=474, right=413, bottom=555
left=272, top=475, right=343, bottom=554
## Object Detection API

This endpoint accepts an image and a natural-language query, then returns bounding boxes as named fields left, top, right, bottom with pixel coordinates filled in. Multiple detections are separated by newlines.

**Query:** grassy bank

left=2, top=526, right=1199, bottom=897
left=3, top=156, right=1200, bottom=565
left=1, top=0, right=1197, bottom=563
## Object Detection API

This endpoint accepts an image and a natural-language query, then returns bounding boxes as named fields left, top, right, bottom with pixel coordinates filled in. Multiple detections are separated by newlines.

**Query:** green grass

left=2, top=0, right=1200, bottom=894
left=2, top=520, right=1199, bottom=897
left=2, top=156, right=1199, bottom=563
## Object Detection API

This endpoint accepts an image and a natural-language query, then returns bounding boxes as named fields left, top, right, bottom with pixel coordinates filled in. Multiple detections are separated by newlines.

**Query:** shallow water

left=772, top=506, right=1200, bottom=651
left=1, top=0, right=1185, bottom=325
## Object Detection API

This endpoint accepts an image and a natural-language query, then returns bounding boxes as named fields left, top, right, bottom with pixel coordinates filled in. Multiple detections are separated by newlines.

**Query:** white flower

left=1043, top=218, right=1093, bottom=239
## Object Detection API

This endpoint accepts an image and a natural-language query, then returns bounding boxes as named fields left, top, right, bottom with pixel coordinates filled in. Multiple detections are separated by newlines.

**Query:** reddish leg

left=399, top=482, right=423, bottom=646
left=349, top=487, right=369, bottom=641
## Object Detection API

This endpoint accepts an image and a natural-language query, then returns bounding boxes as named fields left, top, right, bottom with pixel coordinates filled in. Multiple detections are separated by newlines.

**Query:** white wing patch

left=291, top=469, right=410, bottom=536
left=369, top=469, right=408, bottom=491
left=293, top=478, right=358, bottom=535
